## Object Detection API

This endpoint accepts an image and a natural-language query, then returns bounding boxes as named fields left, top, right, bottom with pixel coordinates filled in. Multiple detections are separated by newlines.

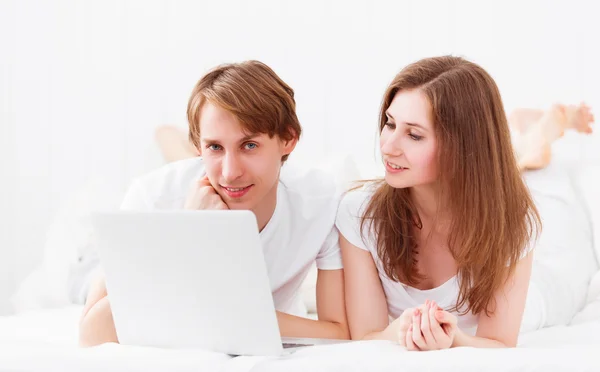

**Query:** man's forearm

left=79, top=296, right=119, bottom=347
left=276, top=311, right=350, bottom=340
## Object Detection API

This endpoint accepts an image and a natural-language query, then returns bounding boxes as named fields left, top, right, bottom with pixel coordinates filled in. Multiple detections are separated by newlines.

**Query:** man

left=79, top=60, right=349, bottom=346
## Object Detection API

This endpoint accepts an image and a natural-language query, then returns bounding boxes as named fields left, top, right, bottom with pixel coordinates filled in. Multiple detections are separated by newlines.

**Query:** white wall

left=1, top=0, right=599, bottom=314
left=1, top=0, right=17, bottom=315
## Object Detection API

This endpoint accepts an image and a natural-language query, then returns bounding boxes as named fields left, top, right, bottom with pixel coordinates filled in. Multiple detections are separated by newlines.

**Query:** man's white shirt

left=118, top=157, right=343, bottom=316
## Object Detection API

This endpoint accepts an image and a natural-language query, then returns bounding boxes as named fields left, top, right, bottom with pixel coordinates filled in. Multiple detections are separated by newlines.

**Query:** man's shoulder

left=277, top=163, right=344, bottom=227
left=131, top=157, right=205, bottom=206
left=279, top=163, right=339, bottom=201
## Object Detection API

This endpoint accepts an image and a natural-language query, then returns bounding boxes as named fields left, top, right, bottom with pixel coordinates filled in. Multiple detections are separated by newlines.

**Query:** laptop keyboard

left=282, top=342, right=313, bottom=349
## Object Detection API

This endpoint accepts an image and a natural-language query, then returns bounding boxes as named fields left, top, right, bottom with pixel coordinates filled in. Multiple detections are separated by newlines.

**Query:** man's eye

left=244, top=142, right=258, bottom=150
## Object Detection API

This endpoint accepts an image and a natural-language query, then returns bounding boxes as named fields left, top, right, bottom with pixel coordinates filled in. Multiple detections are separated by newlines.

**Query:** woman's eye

left=384, top=122, right=396, bottom=130
left=409, top=133, right=423, bottom=141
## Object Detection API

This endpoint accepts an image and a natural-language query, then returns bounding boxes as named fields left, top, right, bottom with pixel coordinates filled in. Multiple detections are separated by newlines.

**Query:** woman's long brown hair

left=361, top=56, right=541, bottom=316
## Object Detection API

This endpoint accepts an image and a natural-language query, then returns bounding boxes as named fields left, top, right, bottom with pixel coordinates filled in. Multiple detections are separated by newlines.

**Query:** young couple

left=79, top=57, right=595, bottom=350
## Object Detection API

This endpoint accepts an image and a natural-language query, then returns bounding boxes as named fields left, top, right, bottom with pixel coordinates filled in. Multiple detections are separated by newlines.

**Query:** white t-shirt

left=120, top=157, right=343, bottom=317
left=335, top=185, right=482, bottom=334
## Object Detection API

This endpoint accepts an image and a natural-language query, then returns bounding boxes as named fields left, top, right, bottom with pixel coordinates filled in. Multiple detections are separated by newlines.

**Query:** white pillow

left=10, top=137, right=167, bottom=313
left=551, top=131, right=600, bottom=265
left=570, top=271, right=600, bottom=324
left=571, top=164, right=600, bottom=266
left=10, top=177, right=119, bottom=313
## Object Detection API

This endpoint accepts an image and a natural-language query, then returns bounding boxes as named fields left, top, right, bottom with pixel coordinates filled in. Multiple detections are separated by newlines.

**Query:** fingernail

left=431, top=301, right=437, bottom=309
left=425, top=300, right=429, bottom=307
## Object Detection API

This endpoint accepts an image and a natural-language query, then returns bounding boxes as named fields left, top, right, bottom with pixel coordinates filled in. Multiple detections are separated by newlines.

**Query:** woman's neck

left=410, top=184, right=450, bottom=236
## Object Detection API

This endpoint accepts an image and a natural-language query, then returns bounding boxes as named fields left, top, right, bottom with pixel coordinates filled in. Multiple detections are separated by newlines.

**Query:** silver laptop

left=92, top=210, right=347, bottom=356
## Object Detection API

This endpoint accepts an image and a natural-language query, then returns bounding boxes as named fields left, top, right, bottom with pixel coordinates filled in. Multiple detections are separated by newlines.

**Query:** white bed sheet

left=1, top=305, right=600, bottom=372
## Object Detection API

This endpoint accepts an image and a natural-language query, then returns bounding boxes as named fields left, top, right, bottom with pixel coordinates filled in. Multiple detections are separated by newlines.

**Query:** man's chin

left=226, top=203, right=249, bottom=211
left=222, top=198, right=254, bottom=211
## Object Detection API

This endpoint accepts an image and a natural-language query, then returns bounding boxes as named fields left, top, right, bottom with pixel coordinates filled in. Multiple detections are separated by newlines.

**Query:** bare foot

left=511, top=103, right=594, bottom=172
left=534, top=104, right=568, bottom=143
left=566, top=103, right=595, bottom=134
left=509, top=105, right=568, bottom=143
left=155, top=125, right=199, bottom=163
left=517, top=130, right=553, bottom=170
left=508, top=108, right=545, bottom=134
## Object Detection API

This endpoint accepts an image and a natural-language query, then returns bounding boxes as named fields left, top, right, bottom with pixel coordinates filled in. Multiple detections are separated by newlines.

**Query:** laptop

left=91, top=210, right=348, bottom=356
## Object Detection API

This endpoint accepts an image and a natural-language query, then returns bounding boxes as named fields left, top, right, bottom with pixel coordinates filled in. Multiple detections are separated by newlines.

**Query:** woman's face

left=380, top=89, right=439, bottom=189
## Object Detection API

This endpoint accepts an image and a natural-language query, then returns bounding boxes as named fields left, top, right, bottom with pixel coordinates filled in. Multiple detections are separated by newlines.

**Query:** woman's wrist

left=451, top=328, right=466, bottom=348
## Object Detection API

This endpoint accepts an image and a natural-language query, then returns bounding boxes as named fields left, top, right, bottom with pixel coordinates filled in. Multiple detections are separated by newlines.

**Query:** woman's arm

left=455, top=251, right=534, bottom=348
left=340, top=234, right=395, bottom=340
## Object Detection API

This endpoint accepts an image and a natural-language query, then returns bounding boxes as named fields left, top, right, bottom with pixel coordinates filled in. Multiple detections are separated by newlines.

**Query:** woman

left=337, top=56, right=563, bottom=350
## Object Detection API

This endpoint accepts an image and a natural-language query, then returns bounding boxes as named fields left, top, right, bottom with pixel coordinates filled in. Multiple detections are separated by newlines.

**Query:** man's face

left=198, top=101, right=296, bottom=211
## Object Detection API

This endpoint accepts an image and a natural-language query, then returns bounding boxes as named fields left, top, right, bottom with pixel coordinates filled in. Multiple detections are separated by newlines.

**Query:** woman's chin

left=384, top=175, right=411, bottom=189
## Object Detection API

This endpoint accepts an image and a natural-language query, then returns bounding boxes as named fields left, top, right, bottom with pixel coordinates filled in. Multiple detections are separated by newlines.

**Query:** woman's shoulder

left=337, top=181, right=385, bottom=229
left=336, top=181, right=382, bottom=251
left=340, top=180, right=380, bottom=211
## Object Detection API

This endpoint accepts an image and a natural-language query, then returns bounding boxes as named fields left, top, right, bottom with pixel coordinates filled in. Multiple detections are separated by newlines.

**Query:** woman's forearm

left=452, top=329, right=509, bottom=348
left=359, top=327, right=398, bottom=341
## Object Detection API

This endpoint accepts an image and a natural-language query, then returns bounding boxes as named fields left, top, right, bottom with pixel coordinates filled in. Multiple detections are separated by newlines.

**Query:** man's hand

left=184, top=176, right=229, bottom=210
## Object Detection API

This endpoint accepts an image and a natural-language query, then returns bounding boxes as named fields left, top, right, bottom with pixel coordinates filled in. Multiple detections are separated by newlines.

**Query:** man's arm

left=78, top=179, right=149, bottom=347
left=79, top=274, right=119, bottom=346
left=276, top=269, right=349, bottom=339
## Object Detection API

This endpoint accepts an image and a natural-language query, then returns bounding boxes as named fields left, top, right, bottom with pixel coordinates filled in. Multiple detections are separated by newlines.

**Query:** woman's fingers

left=429, top=302, right=446, bottom=346
left=420, top=300, right=435, bottom=346
left=411, top=309, right=427, bottom=350
left=406, top=324, right=418, bottom=351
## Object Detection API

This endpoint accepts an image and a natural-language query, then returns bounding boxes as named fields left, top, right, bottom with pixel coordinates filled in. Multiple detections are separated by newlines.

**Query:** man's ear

left=189, top=136, right=201, bottom=157
left=282, top=136, right=298, bottom=157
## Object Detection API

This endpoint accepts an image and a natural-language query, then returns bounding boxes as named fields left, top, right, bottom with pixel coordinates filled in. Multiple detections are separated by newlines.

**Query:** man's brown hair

left=187, top=60, right=301, bottom=162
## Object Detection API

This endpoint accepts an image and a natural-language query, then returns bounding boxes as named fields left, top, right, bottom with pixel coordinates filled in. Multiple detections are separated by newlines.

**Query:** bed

left=1, top=300, right=600, bottom=371
left=2, top=134, right=600, bottom=372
